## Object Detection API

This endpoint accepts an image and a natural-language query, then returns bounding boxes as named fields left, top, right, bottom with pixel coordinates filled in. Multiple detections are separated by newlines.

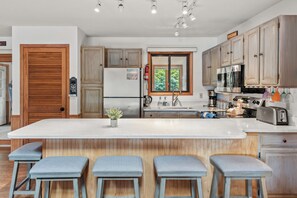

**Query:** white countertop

left=143, top=106, right=226, bottom=112
left=8, top=118, right=297, bottom=140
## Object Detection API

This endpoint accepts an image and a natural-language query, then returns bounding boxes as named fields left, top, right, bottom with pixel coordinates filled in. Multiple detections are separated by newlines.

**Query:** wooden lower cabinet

left=260, top=134, right=297, bottom=198
left=81, top=86, right=103, bottom=118
left=144, top=111, right=199, bottom=118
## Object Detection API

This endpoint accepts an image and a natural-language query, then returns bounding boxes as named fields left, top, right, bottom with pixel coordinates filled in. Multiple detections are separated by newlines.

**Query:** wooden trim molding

left=11, top=115, right=21, bottom=130
left=0, top=54, right=12, bottom=62
left=69, top=114, right=81, bottom=119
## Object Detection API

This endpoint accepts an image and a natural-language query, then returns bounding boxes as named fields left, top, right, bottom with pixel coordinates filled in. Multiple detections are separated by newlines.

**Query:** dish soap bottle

left=272, top=87, right=281, bottom=102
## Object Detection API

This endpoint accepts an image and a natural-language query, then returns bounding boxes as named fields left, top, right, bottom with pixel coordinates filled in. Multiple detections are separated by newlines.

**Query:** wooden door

left=106, top=49, right=123, bottom=67
left=260, top=18, right=279, bottom=86
left=244, top=27, right=260, bottom=85
left=21, top=45, right=69, bottom=125
left=81, top=86, right=103, bottom=118
left=261, top=147, right=297, bottom=197
left=81, top=47, right=104, bottom=84
left=231, top=35, right=244, bottom=64
left=210, top=46, right=220, bottom=86
left=124, top=49, right=142, bottom=68
left=220, top=41, right=231, bottom=66
left=202, top=50, right=211, bottom=86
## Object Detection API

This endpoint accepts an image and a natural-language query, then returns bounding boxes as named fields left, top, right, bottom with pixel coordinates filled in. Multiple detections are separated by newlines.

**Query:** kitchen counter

left=8, top=118, right=297, bottom=140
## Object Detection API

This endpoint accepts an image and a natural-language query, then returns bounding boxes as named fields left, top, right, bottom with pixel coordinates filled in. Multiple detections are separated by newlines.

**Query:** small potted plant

left=106, top=108, right=123, bottom=127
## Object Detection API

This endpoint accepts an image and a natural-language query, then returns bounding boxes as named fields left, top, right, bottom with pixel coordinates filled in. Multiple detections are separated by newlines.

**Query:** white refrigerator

left=104, top=68, right=142, bottom=118
left=0, top=66, right=6, bottom=125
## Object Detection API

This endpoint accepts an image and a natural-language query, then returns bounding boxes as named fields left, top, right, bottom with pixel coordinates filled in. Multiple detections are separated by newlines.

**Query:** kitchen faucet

left=172, top=90, right=182, bottom=106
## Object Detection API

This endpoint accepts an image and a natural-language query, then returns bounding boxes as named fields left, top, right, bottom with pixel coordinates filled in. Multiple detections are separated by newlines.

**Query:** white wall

left=217, top=0, right=297, bottom=43
left=0, top=37, right=12, bottom=54
left=12, top=26, right=82, bottom=115
left=85, top=37, right=218, bottom=103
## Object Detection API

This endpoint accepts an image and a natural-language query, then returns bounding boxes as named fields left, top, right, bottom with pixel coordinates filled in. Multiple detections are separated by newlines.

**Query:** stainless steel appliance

left=257, top=106, right=289, bottom=125
left=104, top=68, right=142, bottom=118
left=143, top=95, right=152, bottom=107
left=0, top=66, right=6, bottom=125
left=208, top=90, right=217, bottom=107
left=217, top=65, right=264, bottom=93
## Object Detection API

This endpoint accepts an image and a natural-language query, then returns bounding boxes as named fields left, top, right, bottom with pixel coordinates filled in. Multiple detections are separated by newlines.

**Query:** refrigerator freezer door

left=0, top=66, right=6, bottom=125
left=104, top=98, right=141, bottom=118
left=104, top=68, right=140, bottom=97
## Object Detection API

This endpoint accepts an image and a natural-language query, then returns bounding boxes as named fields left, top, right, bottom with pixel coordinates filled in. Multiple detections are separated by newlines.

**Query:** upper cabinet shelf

left=105, top=48, right=142, bottom=68
left=202, top=15, right=297, bottom=88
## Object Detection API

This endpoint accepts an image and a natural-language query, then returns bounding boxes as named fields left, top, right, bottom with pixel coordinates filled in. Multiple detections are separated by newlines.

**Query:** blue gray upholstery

left=30, top=156, right=88, bottom=179
left=154, top=156, right=207, bottom=177
left=9, top=142, right=42, bottom=161
left=93, top=156, right=143, bottom=177
left=210, top=155, right=273, bottom=177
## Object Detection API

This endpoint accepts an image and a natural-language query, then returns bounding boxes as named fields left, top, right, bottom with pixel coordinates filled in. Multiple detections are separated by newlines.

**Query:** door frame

left=20, top=44, right=70, bottom=127
left=0, top=63, right=10, bottom=124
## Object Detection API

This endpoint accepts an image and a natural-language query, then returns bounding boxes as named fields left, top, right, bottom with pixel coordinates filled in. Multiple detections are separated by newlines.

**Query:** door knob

left=60, top=107, right=65, bottom=112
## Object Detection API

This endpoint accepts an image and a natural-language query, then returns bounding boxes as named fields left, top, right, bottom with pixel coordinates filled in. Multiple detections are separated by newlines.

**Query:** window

left=148, top=52, right=193, bottom=95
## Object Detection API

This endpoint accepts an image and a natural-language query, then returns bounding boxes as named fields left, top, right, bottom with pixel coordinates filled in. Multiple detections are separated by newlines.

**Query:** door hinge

left=258, top=152, right=261, bottom=159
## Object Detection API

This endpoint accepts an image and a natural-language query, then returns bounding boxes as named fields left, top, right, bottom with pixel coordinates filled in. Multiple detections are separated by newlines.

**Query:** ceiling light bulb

left=175, top=31, right=179, bottom=37
left=94, top=1, right=101, bottom=13
left=182, top=2, right=188, bottom=15
left=151, top=5, right=157, bottom=14
left=189, top=13, right=196, bottom=21
left=118, top=0, right=124, bottom=12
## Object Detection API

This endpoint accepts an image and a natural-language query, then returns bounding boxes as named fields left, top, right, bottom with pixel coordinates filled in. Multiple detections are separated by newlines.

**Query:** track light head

left=182, top=2, right=188, bottom=15
left=175, top=31, right=179, bottom=37
left=94, top=1, right=101, bottom=13
left=118, top=0, right=124, bottom=12
left=151, top=0, right=157, bottom=14
left=189, top=12, right=196, bottom=21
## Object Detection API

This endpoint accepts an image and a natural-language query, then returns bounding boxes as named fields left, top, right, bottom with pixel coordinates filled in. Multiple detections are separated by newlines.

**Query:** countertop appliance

left=104, top=68, right=142, bottom=118
left=217, top=65, right=265, bottom=93
left=208, top=90, right=217, bottom=107
left=0, top=66, right=6, bottom=125
left=143, top=95, right=152, bottom=107
left=256, top=106, right=289, bottom=125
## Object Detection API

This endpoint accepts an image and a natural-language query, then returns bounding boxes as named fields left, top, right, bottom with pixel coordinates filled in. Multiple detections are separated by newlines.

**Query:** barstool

left=8, top=142, right=42, bottom=198
left=154, top=155, right=207, bottom=198
left=92, top=156, right=143, bottom=198
left=210, top=155, right=273, bottom=198
left=30, top=156, right=88, bottom=198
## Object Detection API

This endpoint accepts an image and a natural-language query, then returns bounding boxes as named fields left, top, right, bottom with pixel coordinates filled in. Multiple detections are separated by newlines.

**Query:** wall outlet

left=199, top=93, right=203, bottom=99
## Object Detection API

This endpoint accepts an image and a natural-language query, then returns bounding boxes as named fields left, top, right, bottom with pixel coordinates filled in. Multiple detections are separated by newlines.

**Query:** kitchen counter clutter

left=8, top=118, right=297, bottom=140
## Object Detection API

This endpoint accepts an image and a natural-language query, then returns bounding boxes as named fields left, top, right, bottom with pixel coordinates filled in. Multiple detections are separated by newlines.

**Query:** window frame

left=148, top=52, right=193, bottom=96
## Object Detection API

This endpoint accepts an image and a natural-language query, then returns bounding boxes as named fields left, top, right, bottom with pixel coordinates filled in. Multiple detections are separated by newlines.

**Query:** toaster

left=256, top=106, right=289, bottom=125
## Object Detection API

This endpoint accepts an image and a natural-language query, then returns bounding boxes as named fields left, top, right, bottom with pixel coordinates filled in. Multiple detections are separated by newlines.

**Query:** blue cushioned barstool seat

left=8, top=142, right=42, bottom=198
left=93, top=156, right=143, bottom=198
left=30, top=156, right=88, bottom=198
left=154, top=156, right=207, bottom=198
left=210, top=155, right=273, bottom=198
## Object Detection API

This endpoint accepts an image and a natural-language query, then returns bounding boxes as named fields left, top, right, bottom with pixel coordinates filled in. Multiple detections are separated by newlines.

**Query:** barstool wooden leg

left=210, top=168, right=219, bottom=198
left=197, top=178, right=203, bottom=198
left=154, top=177, right=160, bottom=198
left=81, top=176, right=87, bottom=198
left=34, top=179, right=42, bottom=198
left=223, top=177, right=231, bottom=198
left=44, top=181, right=50, bottom=198
left=73, top=178, right=79, bottom=198
left=246, top=179, right=252, bottom=198
left=134, top=178, right=140, bottom=198
left=191, top=180, right=196, bottom=198
left=159, top=178, right=166, bottom=198
left=9, top=161, right=19, bottom=198
left=96, top=178, right=104, bottom=198
left=260, top=177, right=268, bottom=198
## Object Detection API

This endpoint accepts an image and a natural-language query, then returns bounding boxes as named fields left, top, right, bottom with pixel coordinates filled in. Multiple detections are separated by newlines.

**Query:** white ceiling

left=0, top=0, right=281, bottom=37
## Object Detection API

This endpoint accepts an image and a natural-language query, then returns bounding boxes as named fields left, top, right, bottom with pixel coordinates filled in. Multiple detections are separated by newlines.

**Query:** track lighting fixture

left=182, top=1, right=188, bottom=15
left=151, top=0, right=157, bottom=14
left=174, top=31, right=179, bottom=37
left=189, top=12, right=196, bottom=21
left=94, top=0, right=101, bottom=13
left=118, top=0, right=124, bottom=12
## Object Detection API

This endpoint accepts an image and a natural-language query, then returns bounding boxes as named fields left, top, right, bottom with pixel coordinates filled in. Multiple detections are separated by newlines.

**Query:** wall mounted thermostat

left=69, top=77, right=77, bottom=97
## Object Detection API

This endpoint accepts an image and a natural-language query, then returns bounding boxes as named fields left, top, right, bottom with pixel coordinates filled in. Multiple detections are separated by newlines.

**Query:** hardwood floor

left=0, top=147, right=33, bottom=198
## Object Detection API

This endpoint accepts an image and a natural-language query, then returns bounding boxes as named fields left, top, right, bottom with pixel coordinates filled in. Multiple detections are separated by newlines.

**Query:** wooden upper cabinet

left=81, top=47, right=104, bottom=84
left=260, top=18, right=279, bottom=86
left=106, top=48, right=142, bottom=68
left=220, top=41, right=231, bottom=66
left=230, top=34, right=244, bottom=64
left=210, top=46, right=220, bottom=86
left=202, top=50, right=211, bottom=86
left=244, top=27, right=260, bottom=86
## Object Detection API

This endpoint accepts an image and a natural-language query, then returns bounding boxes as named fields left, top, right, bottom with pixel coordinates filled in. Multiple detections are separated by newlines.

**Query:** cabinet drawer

left=261, top=134, right=297, bottom=146
left=158, top=112, right=179, bottom=118
left=144, top=112, right=159, bottom=118
left=179, top=112, right=199, bottom=118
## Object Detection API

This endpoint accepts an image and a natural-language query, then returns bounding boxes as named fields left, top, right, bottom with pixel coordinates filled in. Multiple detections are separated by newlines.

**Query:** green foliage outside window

left=153, top=67, right=180, bottom=91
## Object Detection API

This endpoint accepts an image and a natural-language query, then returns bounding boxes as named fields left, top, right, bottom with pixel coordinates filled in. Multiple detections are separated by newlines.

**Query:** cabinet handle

left=126, top=58, right=128, bottom=61
left=230, top=51, right=233, bottom=54
left=259, top=53, right=264, bottom=56
left=227, top=52, right=230, bottom=55
left=254, top=54, right=258, bottom=58
left=283, top=139, right=287, bottom=143
left=99, top=64, right=103, bottom=66
left=120, top=58, right=123, bottom=60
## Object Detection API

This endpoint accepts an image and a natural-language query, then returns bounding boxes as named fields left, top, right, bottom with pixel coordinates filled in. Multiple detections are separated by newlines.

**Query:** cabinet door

left=202, top=50, right=211, bottom=86
left=124, top=49, right=142, bottom=68
left=261, top=148, right=297, bottom=197
left=106, top=49, right=123, bottom=67
left=244, top=27, right=260, bottom=85
left=210, top=46, right=220, bottom=86
left=260, top=18, right=279, bottom=86
left=158, top=112, right=179, bottom=118
left=81, top=47, right=104, bottom=84
left=231, top=35, right=244, bottom=64
left=179, top=112, right=199, bottom=118
left=220, top=41, right=231, bottom=66
left=81, top=86, right=103, bottom=118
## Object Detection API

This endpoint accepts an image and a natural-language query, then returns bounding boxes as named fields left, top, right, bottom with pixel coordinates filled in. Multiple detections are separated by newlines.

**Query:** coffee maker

left=208, top=90, right=217, bottom=107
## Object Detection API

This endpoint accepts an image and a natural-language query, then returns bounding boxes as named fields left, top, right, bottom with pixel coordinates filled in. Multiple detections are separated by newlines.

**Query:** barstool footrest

left=14, top=190, right=35, bottom=195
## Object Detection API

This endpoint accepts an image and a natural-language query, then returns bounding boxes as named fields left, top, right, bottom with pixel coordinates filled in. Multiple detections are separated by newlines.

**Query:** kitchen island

left=8, top=119, right=297, bottom=198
